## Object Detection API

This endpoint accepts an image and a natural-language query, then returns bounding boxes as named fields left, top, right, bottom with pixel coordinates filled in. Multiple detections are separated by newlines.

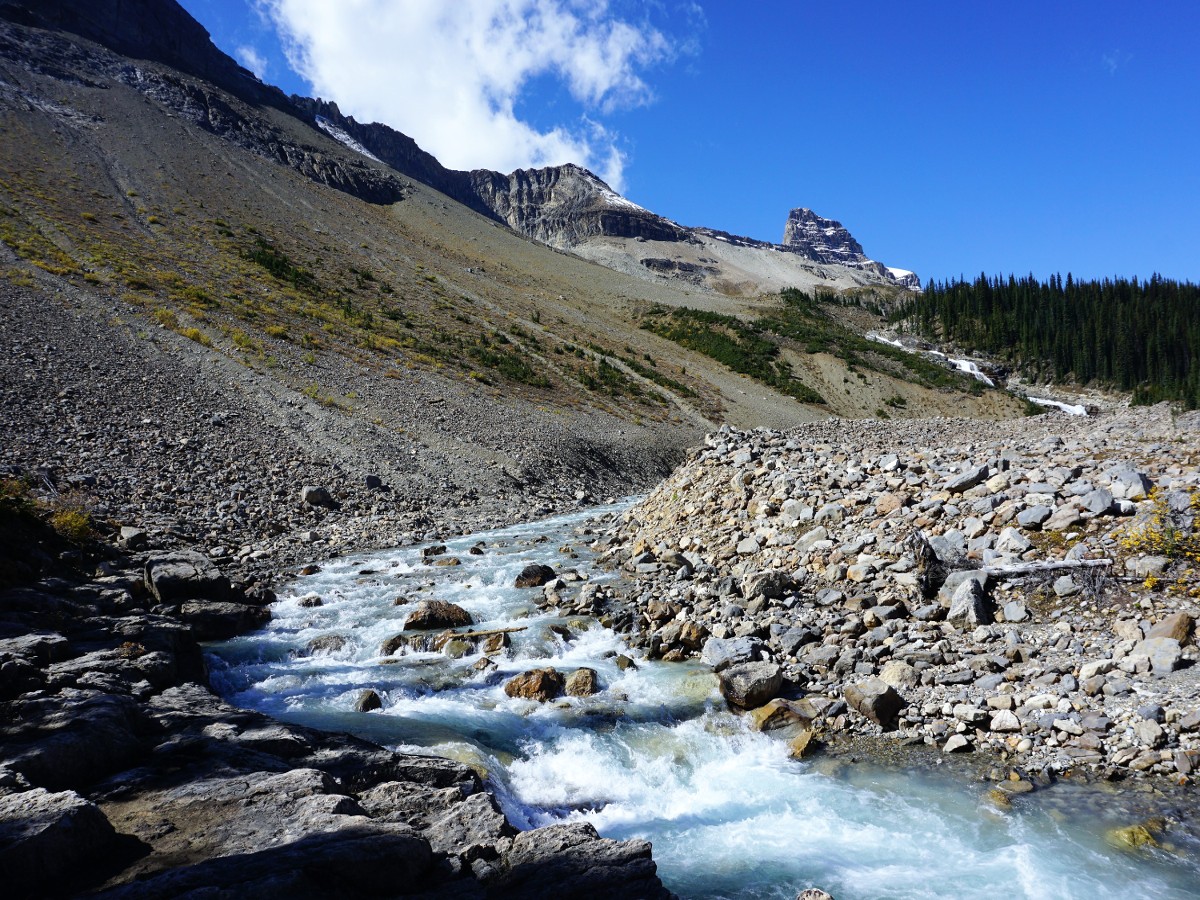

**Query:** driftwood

left=449, top=625, right=528, bottom=639
left=982, top=558, right=1113, bottom=578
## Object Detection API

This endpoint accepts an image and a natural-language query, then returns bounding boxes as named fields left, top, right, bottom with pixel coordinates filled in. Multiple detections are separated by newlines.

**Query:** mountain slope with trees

left=893, top=273, right=1200, bottom=407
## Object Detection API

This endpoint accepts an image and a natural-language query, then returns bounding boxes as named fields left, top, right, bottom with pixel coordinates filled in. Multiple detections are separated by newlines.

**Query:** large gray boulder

left=948, top=577, right=992, bottom=626
left=0, top=788, right=119, bottom=897
left=491, top=821, right=671, bottom=899
left=179, top=600, right=270, bottom=640
left=701, top=636, right=763, bottom=672
left=717, top=661, right=783, bottom=710
left=144, top=551, right=230, bottom=605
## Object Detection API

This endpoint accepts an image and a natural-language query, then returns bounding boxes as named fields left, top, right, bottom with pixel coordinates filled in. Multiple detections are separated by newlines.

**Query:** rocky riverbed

left=590, top=407, right=1200, bottom=787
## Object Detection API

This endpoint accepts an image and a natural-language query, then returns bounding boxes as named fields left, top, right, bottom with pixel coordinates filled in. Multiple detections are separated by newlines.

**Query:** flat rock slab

left=144, top=551, right=230, bottom=604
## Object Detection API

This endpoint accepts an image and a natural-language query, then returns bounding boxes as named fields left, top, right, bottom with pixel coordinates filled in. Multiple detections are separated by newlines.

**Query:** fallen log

left=982, top=558, right=1113, bottom=578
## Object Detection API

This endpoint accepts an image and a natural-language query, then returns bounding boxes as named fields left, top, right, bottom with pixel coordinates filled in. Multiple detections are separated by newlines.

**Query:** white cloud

left=259, top=0, right=678, bottom=192
left=235, top=44, right=268, bottom=79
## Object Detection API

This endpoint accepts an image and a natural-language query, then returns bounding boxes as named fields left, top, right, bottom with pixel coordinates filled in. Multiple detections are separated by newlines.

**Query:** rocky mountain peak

left=781, top=208, right=867, bottom=264
left=781, top=207, right=917, bottom=287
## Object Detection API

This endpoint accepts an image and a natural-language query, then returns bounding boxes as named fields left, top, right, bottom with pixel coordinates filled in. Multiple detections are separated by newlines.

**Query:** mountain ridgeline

left=893, top=273, right=1200, bottom=408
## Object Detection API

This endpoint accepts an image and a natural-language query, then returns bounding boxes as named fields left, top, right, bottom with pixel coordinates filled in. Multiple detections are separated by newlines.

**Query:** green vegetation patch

left=244, top=237, right=318, bottom=291
left=642, top=305, right=826, bottom=405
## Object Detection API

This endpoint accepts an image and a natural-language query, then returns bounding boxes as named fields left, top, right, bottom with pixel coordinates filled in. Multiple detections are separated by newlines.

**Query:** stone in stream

left=306, top=634, right=347, bottom=656
left=404, top=600, right=473, bottom=631
left=748, top=698, right=816, bottom=734
left=943, top=734, right=972, bottom=754
left=504, top=668, right=565, bottom=702
left=565, top=667, right=600, bottom=697
left=843, top=678, right=903, bottom=730
left=514, top=564, right=556, bottom=588
left=355, top=689, right=383, bottom=712
left=717, top=662, right=783, bottom=710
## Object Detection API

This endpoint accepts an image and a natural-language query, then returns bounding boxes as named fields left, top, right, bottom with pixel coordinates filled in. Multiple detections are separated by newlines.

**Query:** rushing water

left=209, top=505, right=1200, bottom=899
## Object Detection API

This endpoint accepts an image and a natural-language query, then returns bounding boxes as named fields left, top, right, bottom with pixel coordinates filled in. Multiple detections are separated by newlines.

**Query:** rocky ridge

left=587, top=408, right=1200, bottom=781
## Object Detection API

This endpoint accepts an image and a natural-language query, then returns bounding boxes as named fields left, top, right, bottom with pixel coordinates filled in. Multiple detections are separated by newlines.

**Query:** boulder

left=403, top=600, right=473, bottom=631
left=747, top=698, right=816, bottom=734
left=355, top=689, right=383, bottom=712
left=717, top=662, right=783, bottom=710
left=878, top=660, right=919, bottom=692
left=425, top=790, right=514, bottom=862
left=493, top=821, right=671, bottom=898
left=701, top=636, right=764, bottom=672
left=948, top=577, right=992, bottom=626
left=504, top=668, right=564, bottom=702
left=0, top=788, right=119, bottom=897
left=947, top=465, right=989, bottom=494
left=844, top=678, right=903, bottom=730
left=564, top=668, right=599, bottom=697
left=144, top=551, right=230, bottom=604
left=741, top=570, right=791, bottom=602
left=300, top=485, right=335, bottom=507
left=1147, top=612, right=1194, bottom=646
left=1132, top=637, right=1182, bottom=675
left=179, top=601, right=270, bottom=640
left=514, top=564, right=556, bottom=588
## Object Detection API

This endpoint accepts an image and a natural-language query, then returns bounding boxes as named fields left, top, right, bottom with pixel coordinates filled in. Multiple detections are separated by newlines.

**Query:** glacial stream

left=208, top=505, right=1200, bottom=899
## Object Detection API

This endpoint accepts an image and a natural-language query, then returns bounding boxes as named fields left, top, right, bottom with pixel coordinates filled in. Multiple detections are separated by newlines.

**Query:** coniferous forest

left=891, top=274, right=1200, bottom=408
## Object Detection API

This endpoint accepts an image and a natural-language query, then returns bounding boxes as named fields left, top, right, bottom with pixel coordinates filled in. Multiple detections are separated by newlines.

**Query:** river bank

left=599, top=408, right=1200, bottom=784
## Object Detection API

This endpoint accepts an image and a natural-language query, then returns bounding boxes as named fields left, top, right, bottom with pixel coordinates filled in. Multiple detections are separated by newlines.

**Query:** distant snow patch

left=315, top=116, right=381, bottom=162
left=598, top=187, right=647, bottom=213
left=1028, top=397, right=1088, bottom=416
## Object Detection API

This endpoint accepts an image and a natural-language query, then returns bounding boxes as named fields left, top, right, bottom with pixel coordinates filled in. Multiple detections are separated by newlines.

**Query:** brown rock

left=844, top=678, right=903, bottom=730
left=1148, top=611, right=1194, bottom=646
left=403, top=600, right=473, bottom=631
left=788, top=729, right=817, bottom=759
left=504, top=668, right=564, bottom=702
left=565, top=668, right=599, bottom=697
left=875, top=492, right=906, bottom=515
left=748, top=698, right=817, bottom=733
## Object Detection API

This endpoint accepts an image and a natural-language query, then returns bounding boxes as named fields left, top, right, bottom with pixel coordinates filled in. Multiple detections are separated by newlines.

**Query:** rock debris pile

left=597, top=408, right=1200, bottom=779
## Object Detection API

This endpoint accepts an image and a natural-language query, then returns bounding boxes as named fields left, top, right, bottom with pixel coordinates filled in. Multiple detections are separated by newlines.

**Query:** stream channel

left=209, top=503, right=1200, bottom=899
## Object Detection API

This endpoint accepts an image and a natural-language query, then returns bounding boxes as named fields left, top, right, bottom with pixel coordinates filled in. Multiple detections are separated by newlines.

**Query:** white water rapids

left=208, top=505, right=1200, bottom=899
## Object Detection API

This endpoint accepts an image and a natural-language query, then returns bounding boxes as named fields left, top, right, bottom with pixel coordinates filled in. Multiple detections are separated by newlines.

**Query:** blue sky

left=179, top=1, right=1199, bottom=285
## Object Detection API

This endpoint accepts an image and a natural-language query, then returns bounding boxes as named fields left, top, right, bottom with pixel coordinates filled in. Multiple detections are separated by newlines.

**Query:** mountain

left=0, top=0, right=1009, bottom=458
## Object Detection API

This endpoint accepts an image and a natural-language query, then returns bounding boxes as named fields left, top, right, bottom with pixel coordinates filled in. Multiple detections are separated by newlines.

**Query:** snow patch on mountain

left=315, top=115, right=381, bottom=162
